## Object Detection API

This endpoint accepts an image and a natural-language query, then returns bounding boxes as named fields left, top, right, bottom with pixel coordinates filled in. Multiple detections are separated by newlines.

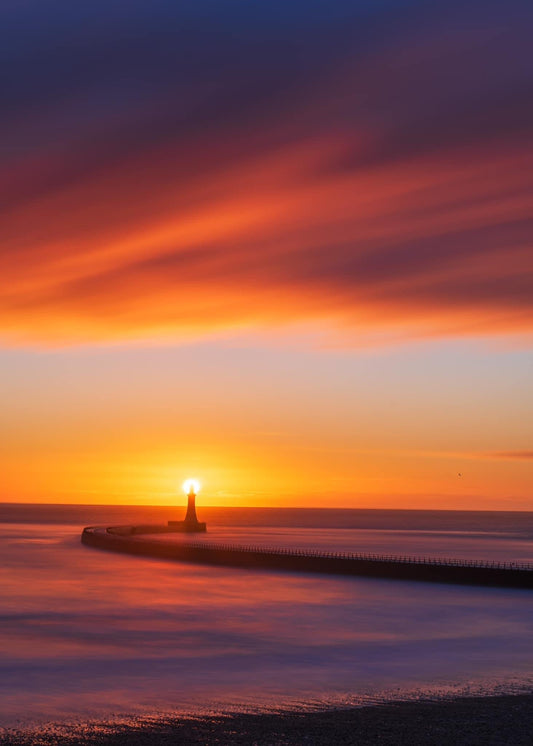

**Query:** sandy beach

left=1, top=694, right=532, bottom=746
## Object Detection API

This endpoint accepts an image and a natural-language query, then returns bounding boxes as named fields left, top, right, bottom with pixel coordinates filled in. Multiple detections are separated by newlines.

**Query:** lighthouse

left=185, top=482, right=200, bottom=523
left=168, top=479, right=207, bottom=532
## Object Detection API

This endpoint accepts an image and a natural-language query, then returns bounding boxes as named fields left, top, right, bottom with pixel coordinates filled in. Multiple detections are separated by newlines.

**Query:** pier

left=81, top=526, right=533, bottom=589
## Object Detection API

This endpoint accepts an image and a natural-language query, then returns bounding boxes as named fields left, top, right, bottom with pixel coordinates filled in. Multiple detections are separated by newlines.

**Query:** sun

left=182, top=478, right=201, bottom=495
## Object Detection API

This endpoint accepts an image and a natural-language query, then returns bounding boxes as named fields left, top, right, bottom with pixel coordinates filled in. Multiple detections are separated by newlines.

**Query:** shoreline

left=2, top=693, right=533, bottom=745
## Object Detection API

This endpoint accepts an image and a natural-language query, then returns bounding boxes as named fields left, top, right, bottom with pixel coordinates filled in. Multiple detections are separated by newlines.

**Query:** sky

left=1, top=0, right=532, bottom=508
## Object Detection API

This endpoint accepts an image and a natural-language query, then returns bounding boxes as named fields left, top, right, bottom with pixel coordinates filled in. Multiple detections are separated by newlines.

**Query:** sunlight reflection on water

left=1, top=514, right=533, bottom=727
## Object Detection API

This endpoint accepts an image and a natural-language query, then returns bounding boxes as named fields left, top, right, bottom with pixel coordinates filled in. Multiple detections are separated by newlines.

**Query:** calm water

left=1, top=504, right=533, bottom=729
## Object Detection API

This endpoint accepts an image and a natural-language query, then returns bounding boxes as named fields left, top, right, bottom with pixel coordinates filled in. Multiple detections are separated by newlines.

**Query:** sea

left=1, top=504, right=533, bottom=733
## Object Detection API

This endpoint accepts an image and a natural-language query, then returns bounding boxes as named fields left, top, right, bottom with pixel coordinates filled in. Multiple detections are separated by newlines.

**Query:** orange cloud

left=1, top=131, right=532, bottom=345
left=2, top=0, right=532, bottom=346
left=487, top=451, right=533, bottom=460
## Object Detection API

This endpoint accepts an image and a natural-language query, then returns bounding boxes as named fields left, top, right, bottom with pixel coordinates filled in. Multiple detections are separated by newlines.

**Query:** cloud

left=488, top=451, right=533, bottom=461
left=1, top=0, right=532, bottom=344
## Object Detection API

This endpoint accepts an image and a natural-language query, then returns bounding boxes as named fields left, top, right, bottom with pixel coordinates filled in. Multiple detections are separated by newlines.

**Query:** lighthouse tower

left=185, top=483, right=200, bottom=523
left=168, top=480, right=207, bottom=532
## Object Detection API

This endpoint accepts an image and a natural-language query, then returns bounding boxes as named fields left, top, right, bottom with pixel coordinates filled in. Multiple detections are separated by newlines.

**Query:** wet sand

left=2, top=694, right=533, bottom=746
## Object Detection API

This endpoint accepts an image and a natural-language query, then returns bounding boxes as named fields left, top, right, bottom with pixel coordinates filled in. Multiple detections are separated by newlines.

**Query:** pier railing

left=83, top=527, right=533, bottom=588
left=162, top=539, right=533, bottom=572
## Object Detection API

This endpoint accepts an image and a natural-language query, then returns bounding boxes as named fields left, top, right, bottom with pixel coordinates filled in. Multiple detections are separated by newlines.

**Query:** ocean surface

left=1, top=504, right=533, bottom=731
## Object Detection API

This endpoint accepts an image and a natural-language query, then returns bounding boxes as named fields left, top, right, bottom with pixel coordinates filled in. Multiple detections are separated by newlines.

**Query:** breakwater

left=81, top=526, right=533, bottom=589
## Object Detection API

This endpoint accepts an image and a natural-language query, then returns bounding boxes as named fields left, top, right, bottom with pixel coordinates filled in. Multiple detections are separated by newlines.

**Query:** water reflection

left=1, top=520, right=533, bottom=726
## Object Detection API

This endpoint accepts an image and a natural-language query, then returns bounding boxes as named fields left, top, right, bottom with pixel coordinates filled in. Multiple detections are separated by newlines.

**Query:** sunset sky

left=1, top=0, right=532, bottom=509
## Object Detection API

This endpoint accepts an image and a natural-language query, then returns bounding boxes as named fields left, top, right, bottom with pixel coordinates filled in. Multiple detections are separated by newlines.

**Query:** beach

left=2, top=694, right=533, bottom=745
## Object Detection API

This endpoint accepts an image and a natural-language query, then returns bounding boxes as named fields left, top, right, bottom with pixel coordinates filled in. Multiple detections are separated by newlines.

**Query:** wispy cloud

left=1, top=0, right=532, bottom=344
left=487, top=451, right=533, bottom=460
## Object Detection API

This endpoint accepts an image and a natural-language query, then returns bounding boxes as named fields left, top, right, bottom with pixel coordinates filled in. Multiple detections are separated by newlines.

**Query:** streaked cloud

left=1, top=0, right=532, bottom=344
left=488, top=451, right=533, bottom=460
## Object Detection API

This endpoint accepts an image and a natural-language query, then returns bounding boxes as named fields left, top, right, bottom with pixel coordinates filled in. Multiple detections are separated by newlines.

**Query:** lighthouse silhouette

left=168, top=481, right=206, bottom=532
left=185, top=482, right=200, bottom=523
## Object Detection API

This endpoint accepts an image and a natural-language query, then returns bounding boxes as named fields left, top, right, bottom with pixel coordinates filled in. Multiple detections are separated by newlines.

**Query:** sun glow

left=182, top=478, right=201, bottom=495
